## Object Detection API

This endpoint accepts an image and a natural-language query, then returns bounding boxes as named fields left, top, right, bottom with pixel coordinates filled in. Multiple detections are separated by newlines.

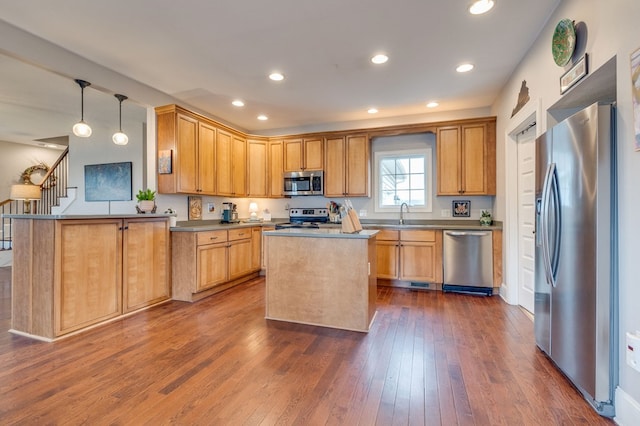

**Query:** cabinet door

left=176, top=113, right=199, bottom=194
left=269, top=141, right=284, bottom=197
left=251, top=227, right=262, bottom=271
left=232, top=135, right=247, bottom=196
left=198, top=122, right=216, bottom=195
left=376, top=241, right=399, bottom=279
left=324, top=136, right=345, bottom=197
left=399, top=242, right=438, bottom=282
left=345, top=135, right=369, bottom=196
left=462, top=124, right=487, bottom=195
left=123, top=218, right=170, bottom=313
left=303, top=138, right=324, bottom=170
left=56, top=220, right=122, bottom=335
left=216, top=129, right=233, bottom=196
left=283, top=139, right=303, bottom=172
left=197, top=243, right=228, bottom=291
left=261, top=226, right=275, bottom=270
left=248, top=140, right=268, bottom=197
left=437, top=126, right=462, bottom=195
left=228, top=238, right=252, bottom=280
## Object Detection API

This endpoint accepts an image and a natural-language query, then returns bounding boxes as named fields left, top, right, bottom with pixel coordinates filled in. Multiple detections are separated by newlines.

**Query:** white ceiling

left=0, top=0, right=561, bottom=144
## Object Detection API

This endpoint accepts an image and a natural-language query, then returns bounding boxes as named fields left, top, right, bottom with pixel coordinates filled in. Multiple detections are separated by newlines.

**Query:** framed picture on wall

left=188, top=196, right=202, bottom=220
left=452, top=200, right=470, bottom=217
left=84, top=162, right=132, bottom=201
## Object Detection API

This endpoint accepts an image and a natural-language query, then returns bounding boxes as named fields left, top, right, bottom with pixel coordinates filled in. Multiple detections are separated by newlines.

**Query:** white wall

left=491, top=0, right=640, bottom=422
left=0, top=140, right=63, bottom=200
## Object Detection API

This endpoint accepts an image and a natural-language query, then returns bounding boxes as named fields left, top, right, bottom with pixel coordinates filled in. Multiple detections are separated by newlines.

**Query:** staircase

left=0, top=147, right=70, bottom=265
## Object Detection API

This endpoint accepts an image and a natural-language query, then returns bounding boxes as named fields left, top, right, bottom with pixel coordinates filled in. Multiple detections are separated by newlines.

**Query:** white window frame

left=373, top=148, right=433, bottom=213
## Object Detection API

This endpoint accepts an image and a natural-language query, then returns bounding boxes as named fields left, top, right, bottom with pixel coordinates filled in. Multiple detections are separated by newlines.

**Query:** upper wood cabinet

left=156, top=106, right=216, bottom=195
left=436, top=119, right=496, bottom=195
left=268, top=141, right=284, bottom=197
left=216, top=130, right=246, bottom=197
left=324, top=134, right=369, bottom=197
left=283, top=137, right=323, bottom=172
left=247, top=139, right=268, bottom=198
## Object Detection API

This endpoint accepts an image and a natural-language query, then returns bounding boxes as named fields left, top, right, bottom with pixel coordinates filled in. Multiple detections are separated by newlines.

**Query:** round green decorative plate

left=552, top=19, right=576, bottom=66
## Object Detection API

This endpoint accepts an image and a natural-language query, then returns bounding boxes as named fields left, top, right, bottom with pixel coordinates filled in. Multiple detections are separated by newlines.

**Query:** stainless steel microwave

left=283, top=171, right=323, bottom=196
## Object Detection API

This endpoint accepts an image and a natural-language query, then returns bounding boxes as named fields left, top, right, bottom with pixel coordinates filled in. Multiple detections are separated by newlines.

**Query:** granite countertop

left=2, top=213, right=172, bottom=220
left=263, top=228, right=379, bottom=239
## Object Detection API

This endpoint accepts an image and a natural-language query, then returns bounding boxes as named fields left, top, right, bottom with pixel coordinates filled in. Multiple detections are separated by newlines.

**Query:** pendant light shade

left=72, top=79, right=92, bottom=137
left=112, top=94, right=129, bottom=145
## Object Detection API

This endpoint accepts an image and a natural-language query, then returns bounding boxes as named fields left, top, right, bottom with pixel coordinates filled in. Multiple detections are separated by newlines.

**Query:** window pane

left=410, top=190, right=425, bottom=205
left=380, top=159, right=396, bottom=175
left=396, top=158, right=410, bottom=174
left=396, top=174, right=410, bottom=190
left=396, top=190, right=410, bottom=204
left=410, top=174, right=424, bottom=189
left=410, top=157, right=424, bottom=173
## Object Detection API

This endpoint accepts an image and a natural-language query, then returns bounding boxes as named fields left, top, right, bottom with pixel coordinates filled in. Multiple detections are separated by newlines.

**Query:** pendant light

left=72, top=79, right=92, bottom=137
left=112, top=94, right=129, bottom=145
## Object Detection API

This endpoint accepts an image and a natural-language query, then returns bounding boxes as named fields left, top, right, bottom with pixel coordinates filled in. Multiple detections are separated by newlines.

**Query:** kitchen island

left=263, top=228, right=378, bottom=332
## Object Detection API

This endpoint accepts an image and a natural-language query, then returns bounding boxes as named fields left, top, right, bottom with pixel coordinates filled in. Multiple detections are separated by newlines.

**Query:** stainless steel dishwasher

left=442, top=230, right=493, bottom=295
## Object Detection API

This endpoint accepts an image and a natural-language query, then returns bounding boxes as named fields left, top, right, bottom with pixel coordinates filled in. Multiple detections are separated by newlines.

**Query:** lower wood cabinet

left=172, top=226, right=262, bottom=302
left=10, top=217, right=170, bottom=341
left=375, top=228, right=443, bottom=289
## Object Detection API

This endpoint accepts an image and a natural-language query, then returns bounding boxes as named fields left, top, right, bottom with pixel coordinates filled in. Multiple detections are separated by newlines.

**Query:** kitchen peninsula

left=263, top=228, right=378, bottom=332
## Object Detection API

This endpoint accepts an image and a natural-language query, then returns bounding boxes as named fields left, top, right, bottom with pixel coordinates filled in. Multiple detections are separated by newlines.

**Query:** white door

left=517, top=127, right=536, bottom=313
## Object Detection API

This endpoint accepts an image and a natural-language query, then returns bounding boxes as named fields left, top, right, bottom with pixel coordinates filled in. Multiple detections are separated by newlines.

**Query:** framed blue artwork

left=84, top=162, right=132, bottom=201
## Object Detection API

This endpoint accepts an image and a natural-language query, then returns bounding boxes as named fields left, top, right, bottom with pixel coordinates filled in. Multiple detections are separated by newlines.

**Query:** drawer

left=196, top=230, right=228, bottom=246
left=375, top=229, right=399, bottom=241
left=228, top=228, right=252, bottom=241
left=400, top=229, right=437, bottom=242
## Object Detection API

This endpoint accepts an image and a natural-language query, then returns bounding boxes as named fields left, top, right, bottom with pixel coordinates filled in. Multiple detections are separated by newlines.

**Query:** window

left=374, top=148, right=432, bottom=212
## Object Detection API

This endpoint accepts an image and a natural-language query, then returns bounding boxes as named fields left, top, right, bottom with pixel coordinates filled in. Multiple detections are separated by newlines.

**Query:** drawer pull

left=210, top=236, right=218, bottom=240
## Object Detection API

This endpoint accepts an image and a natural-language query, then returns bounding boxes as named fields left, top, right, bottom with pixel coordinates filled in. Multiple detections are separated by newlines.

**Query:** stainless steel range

left=275, top=207, right=329, bottom=229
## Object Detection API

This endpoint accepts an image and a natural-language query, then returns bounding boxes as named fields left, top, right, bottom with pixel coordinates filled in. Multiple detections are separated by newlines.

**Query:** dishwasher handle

left=444, top=231, right=491, bottom=237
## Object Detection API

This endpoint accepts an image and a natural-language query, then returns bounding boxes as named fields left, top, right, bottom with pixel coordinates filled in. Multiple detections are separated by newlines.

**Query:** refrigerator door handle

left=540, top=163, right=556, bottom=287
left=549, top=165, right=561, bottom=285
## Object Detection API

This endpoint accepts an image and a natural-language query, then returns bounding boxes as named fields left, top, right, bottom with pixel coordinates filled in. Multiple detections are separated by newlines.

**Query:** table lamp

left=249, top=202, right=259, bottom=221
left=10, top=183, right=41, bottom=214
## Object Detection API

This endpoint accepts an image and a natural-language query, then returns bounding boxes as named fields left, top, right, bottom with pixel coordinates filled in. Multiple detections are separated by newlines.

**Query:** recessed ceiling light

left=232, top=100, right=245, bottom=107
left=469, top=0, right=495, bottom=15
left=426, top=101, right=439, bottom=108
left=269, top=72, right=284, bottom=81
left=371, top=54, right=388, bottom=65
left=257, top=115, right=268, bottom=121
left=368, top=108, right=378, bottom=114
left=456, top=63, right=474, bottom=73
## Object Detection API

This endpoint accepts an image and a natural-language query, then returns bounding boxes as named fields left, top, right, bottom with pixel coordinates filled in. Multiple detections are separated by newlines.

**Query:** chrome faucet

left=399, top=202, right=409, bottom=225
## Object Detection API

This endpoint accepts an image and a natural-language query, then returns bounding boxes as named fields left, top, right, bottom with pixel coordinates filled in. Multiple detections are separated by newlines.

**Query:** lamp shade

left=10, top=183, right=41, bottom=200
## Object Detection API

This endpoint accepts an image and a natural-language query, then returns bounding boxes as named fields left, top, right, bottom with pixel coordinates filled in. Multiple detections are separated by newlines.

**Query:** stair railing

left=35, top=147, right=69, bottom=215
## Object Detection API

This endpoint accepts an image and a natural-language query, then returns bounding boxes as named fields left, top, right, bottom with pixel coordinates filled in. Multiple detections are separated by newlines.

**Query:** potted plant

left=136, top=189, right=156, bottom=213
left=480, top=210, right=493, bottom=226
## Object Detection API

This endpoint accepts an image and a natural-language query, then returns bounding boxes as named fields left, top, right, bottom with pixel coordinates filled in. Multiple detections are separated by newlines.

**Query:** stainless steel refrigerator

left=534, top=102, right=617, bottom=417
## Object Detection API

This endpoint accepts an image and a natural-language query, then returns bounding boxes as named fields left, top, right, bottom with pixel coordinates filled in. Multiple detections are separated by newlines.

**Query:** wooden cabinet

left=10, top=217, right=170, bottom=340
left=376, top=228, right=443, bottom=288
left=248, top=139, right=268, bottom=197
left=196, top=230, right=228, bottom=291
left=228, top=228, right=253, bottom=280
left=436, top=120, right=496, bottom=195
left=216, top=130, right=246, bottom=196
left=324, top=134, right=369, bottom=197
left=375, top=230, right=399, bottom=279
left=156, top=106, right=216, bottom=195
left=261, top=226, right=275, bottom=270
left=268, top=141, right=284, bottom=197
left=123, top=218, right=171, bottom=313
left=172, top=226, right=262, bottom=302
left=251, top=227, right=262, bottom=271
left=399, top=230, right=442, bottom=283
left=283, top=137, right=323, bottom=172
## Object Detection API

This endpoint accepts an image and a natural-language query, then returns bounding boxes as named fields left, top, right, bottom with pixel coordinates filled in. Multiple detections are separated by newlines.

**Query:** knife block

left=341, top=208, right=362, bottom=233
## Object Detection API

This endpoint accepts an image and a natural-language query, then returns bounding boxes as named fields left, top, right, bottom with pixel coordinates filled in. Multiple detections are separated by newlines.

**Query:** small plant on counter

left=136, top=189, right=156, bottom=213
left=136, top=189, right=156, bottom=201
left=480, top=210, right=492, bottom=226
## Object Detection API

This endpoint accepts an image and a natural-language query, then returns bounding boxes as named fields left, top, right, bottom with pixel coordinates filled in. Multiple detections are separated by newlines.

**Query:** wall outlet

left=626, top=331, right=640, bottom=373
left=441, top=209, right=451, bottom=217
left=359, top=209, right=367, bottom=217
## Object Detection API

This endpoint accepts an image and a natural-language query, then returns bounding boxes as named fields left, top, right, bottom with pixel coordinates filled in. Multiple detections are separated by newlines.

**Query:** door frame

left=502, top=98, right=542, bottom=306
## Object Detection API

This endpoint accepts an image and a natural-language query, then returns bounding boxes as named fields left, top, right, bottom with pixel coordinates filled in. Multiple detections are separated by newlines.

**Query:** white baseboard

left=615, top=386, right=640, bottom=425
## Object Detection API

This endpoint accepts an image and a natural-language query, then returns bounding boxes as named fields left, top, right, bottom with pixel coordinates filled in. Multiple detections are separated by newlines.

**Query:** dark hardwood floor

left=0, top=266, right=612, bottom=425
